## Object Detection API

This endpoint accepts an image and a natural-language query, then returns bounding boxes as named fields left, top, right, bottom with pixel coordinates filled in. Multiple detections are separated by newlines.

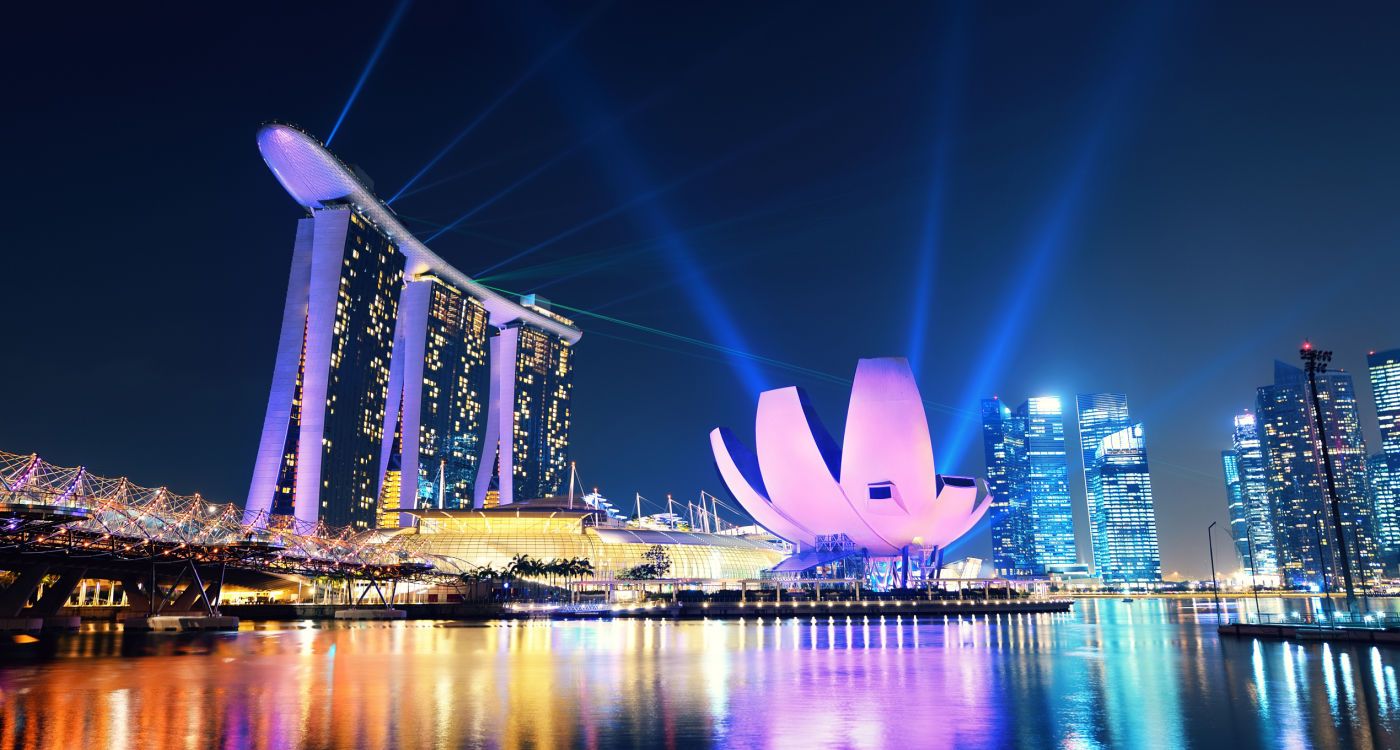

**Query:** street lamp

left=1300, top=341, right=1360, bottom=615
left=1207, top=521, right=1222, bottom=620
left=1243, top=520, right=1262, bottom=619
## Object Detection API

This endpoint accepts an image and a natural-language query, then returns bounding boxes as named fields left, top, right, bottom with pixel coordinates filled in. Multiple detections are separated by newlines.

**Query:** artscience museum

left=711, top=357, right=992, bottom=587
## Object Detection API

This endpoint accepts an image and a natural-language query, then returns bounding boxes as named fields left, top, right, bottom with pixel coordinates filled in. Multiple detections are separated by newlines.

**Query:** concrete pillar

left=30, top=569, right=84, bottom=617
left=120, top=576, right=152, bottom=613
left=170, top=581, right=206, bottom=612
left=0, top=565, right=51, bottom=617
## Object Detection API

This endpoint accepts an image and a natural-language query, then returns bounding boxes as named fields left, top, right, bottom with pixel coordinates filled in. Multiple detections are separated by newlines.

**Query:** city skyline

left=4, top=3, right=1400, bottom=577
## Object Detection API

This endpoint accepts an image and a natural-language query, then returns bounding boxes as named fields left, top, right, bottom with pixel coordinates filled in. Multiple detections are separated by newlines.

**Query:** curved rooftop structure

left=711, top=357, right=992, bottom=558
left=256, top=123, right=581, bottom=344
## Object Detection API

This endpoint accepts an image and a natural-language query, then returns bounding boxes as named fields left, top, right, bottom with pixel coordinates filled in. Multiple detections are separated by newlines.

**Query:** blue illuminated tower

left=1076, top=393, right=1162, bottom=585
left=1222, top=450, right=1248, bottom=566
left=1018, top=397, right=1078, bottom=574
left=1090, top=423, right=1162, bottom=584
left=1367, top=348, right=1400, bottom=564
left=1225, top=412, right=1278, bottom=577
left=1075, top=393, right=1130, bottom=578
left=981, top=398, right=1027, bottom=576
left=980, top=396, right=1077, bottom=577
left=1256, top=361, right=1379, bottom=588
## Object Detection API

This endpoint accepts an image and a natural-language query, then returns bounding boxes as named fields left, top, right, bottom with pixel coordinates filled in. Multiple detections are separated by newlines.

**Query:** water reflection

left=0, top=600, right=1396, bottom=748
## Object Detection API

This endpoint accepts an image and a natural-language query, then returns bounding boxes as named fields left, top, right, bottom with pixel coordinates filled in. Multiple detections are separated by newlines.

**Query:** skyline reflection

left=0, top=600, right=1396, bottom=749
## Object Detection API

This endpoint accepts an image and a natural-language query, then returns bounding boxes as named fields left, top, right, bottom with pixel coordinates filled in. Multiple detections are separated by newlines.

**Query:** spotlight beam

left=387, top=3, right=607, bottom=203
left=905, top=2, right=971, bottom=378
left=480, top=283, right=971, bottom=417
left=475, top=90, right=842, bottom=279
left=421, top=78, right=682, bottom=244
left=938, top=4, right=1173, bottom=473
left=325, top=0, right=414, bottom=146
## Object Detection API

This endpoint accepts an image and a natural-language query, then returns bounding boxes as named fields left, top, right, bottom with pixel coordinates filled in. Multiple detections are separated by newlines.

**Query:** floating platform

left=121, top=614, right=240, bottom=632
left=0, top=617, right=44, bottom=633
left=1219, top=622, right=1400, bottom=644
left=42, top=616, right=80, bottom=630
left=541, top=598, right=1073, bottom=621
left=334, top=608, right=408, bottom=620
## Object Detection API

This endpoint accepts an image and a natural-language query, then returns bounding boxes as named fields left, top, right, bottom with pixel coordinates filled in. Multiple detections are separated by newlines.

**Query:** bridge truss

left=0, top=450, right=450, bottom=581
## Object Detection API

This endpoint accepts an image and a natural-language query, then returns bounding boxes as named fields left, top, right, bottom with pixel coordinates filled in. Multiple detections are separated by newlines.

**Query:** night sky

left=5, top=2, right=1399, bottom=578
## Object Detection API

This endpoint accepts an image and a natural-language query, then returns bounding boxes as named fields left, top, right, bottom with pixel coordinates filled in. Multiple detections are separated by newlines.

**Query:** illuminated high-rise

left=1088, top=423, right=1161, bottom=584
left=244, top=124, right=581, bottom=531
left=980, top=396, right=1077, bottom=576
left=1367, top=348, right=1400, bottom=562
left=1075, top=394, right=1161, bottom=585
left=380, top=275, right=491, bottom=522
left=1222, top=450, right=1248, bottom=566
left=1256, top=361, right=1379, bottom=588
left=981, top=398, right=1028, bottom=577
left=1225, top=412, right=1278, bottom=576
left=246, top=208, right=405, bottom=531
left=1368, top=454, right=1398, bottom=564
left=1075, top=394, right=1128, bottom=578
left=1369, top=349, right=1400, bottom=454
left=475, top=296, right=576, bottom=506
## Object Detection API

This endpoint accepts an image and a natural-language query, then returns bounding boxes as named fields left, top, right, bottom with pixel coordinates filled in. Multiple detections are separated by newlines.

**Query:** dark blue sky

left=5, top=2, right=1398, bottom=577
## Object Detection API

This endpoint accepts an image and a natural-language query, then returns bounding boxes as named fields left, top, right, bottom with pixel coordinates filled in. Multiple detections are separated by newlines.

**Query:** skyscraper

left=1369, top=349, right=1400, bottom=454
left=1075, top=393, right=1161, bottom=585
left=1228, top=412, right=1278, bottom=577
left=1222, top=449, right=1248, bottom=567
left=1090, top=424, right=1162, bottom=584
left=247, top=208, right=405, bottom=531
left=1368, top=453, right=1398, bottom=565
left=1075, top=394, right=1128, bottom=578
left=475, top=297, right=576, bottom=505
left=245, top=124, right=582, bottom=531
left=1256, top=361, right=1379, bottom=588
left=981, top=396, right=1077, bottom=577
left=981, top=398, right=1028, bottom=577
left=380, top=275, right=491, bottom=522
left=1019, top=397, right=1078, bottom=574
left=1367, top=348, right=1400, bottom=563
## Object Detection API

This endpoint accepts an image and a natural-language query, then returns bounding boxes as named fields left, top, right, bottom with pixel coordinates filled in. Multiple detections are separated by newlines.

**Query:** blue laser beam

left=937, top=4, right=1172, bottom=473
left=905, top=2, right=971, bottom=379
left=387, top=4, right=605, bottom=203
left=475, top=91, right=837, bottom=279
left=325, top=0, right=413, bottom=147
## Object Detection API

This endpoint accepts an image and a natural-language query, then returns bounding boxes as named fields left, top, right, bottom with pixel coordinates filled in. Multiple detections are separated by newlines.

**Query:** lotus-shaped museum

left=710, top=357, right=991, bottom=560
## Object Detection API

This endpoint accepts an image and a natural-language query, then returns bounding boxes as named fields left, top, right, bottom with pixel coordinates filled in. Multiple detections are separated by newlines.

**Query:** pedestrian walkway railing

left=1232, top=611, right=1400, bottom=630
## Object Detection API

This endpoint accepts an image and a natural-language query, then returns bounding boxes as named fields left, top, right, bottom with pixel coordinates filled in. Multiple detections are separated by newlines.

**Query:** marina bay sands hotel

left=244, top=124, right=580, bottom=532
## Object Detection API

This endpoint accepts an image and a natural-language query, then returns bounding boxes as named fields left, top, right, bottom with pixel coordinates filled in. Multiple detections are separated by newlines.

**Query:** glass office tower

left=1089, top=424, right=1162, bottom=585
left=1222, top=450, right=1249, bottom=567
left=981, top=398, right=1028, bottom=577
left=1230, top=412, right=1278, bottom=576
left=247, top=209, right=405, bottom=531
left=1257, top=362, right=1379, bottom=588
left=1018, top=397, right=1078, bottom=575
left=1369, top=349, right=1400, bottom=454
left=1368, top=349, right=1400, bottom=564
left=1075, top=393, right=1130, bottom=579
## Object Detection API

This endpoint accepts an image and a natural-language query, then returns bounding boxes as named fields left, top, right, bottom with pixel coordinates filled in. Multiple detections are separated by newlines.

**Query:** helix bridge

left=0, top=450, right=453, bottom=623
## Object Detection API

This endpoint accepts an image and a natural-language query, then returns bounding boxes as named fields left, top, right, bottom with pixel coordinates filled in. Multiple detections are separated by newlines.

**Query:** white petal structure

left=710, top=357, right=992, bottom=557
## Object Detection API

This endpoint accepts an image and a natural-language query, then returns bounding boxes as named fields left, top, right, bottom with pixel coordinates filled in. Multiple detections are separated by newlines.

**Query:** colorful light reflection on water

left=0, top=599, right=1397, bottom=749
